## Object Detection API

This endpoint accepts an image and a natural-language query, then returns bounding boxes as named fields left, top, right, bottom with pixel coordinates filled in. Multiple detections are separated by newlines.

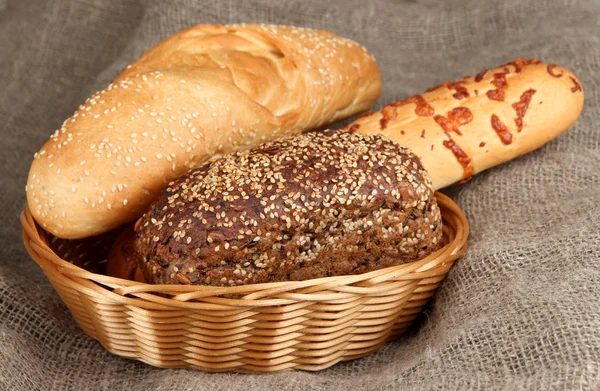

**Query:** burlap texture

left=1, top=0, right=599, bottom=389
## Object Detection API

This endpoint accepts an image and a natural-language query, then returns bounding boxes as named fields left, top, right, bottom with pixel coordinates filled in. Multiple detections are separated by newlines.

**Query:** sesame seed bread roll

left=129, top=130, right=442, bottom=286
left=348, top=59, right=584, bottom=190
left=27, top=24, right=381, bottom=239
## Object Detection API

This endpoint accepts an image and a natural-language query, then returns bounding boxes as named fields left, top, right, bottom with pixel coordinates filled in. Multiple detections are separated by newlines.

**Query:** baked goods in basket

left=105, top=58, right=585, bottom=285
left=26, top=24, right=381, bottom=239
left=20, top=25, right=585, bottom=370
left=110, top=130, right=442, bottom=285
left=23, top=20, right=584, bottom=288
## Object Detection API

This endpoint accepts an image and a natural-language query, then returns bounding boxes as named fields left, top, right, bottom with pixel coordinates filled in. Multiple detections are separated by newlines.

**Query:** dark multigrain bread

left=133, top=129, right=443, bottom=286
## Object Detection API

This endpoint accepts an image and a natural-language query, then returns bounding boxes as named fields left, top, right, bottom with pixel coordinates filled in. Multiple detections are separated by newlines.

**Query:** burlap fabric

left=1, top=0, right=599, bottom=389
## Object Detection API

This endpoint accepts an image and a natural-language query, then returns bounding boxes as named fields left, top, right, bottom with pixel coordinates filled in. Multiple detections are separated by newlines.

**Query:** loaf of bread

left=122, top=130, right=442, bottom=286
left=27, top=24, right=381, bottom=239
left=106, top=225, right=146, bottom=283
left=348, top=58, right=584, bottom=190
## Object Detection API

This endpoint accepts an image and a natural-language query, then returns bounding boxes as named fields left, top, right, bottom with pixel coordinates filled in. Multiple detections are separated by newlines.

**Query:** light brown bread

left=348, top=59, right=584, bottom=190
left=27, top=24, right=381, bottom=239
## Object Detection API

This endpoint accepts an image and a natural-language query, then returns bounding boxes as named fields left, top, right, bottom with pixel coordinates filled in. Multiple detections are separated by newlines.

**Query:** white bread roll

left=349, top=59, right=584, bottom=190
left=27, top=24, right=381, bottom=239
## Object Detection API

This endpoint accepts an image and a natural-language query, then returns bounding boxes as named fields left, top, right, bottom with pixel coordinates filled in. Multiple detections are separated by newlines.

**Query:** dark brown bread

left=132, top=129, right=443, bottom=286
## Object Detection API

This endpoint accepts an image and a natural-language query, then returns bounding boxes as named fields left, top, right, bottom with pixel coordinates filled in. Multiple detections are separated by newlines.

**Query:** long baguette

left=27, top=24, right=381, bottom=239
left=348, top=58, right=584, bottom=190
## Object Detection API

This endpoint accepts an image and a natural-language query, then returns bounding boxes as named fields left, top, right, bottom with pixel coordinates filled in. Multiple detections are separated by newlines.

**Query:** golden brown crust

left=131, top=130, right=442, bottom=286
left=26, top=24, right=381, bottom=239
left=349, top=58, right=584, bottom=190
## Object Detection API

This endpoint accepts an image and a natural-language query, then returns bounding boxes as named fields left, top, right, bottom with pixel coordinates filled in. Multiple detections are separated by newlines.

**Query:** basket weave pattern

left=21, top=193, right=468, bottom=373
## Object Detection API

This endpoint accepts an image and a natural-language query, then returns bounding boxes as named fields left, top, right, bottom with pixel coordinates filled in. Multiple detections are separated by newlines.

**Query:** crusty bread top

left=133, top=129, right=441, bottom=286
left=27, top=24, right=381, bottom=239
left=117, top=24, right=380, bottom=130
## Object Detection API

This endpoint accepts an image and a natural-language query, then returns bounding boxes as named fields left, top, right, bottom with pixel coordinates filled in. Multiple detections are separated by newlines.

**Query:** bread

left=27, top=24, right=381, bottom=239
left=347, top=58, right=584, bottom=190
left=123, top=129, right=442, bottom=286
left=106, top=225, right=146, bottom=283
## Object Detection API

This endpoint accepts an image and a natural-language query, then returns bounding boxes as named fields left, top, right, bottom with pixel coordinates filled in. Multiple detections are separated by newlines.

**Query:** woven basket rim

left=21, top=192, right=469, bottom=309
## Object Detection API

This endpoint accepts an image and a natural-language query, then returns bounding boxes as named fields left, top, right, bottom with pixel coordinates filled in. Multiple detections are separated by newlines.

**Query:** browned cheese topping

left=491, top=114, right=513, bottom=145
left=379, top=95, right=434, bottom=130
left=426, top=80, right=470, bottom=100
left=547, top=64, right=563, bottom=78
left=474, top=69, right=487, bottom=82
left=433, top=107, right=475, bottom=181
left=348, top=124, right=361, bottom=132
left=486, top=69, right=510, bottom=102
left=482, top=59, right=540, bottom=102
left=505, top=58, right=541, bottom=73
left=134, top=130, right=442, bottom=286
left=512, top=89, right=537, bottom=132
left=570, top=76, right=582, bottom=93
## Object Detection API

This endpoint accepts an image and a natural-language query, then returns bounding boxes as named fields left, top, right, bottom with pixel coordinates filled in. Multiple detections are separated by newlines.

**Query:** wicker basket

left=21, top=192, right=468, bottom=373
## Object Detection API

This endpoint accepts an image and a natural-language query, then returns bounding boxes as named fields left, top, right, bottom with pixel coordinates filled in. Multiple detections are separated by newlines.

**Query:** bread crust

left=27, top=24, right=381, bottom=239
left=129, top=130, right=442, bottom=286
left=106, top=225, right=145, bottom=282
left=349, top=59, right=584, bottom=190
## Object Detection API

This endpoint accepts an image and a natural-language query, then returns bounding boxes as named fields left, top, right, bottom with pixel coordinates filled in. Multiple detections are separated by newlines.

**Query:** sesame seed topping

left=135, top=128, right=441, bottom=287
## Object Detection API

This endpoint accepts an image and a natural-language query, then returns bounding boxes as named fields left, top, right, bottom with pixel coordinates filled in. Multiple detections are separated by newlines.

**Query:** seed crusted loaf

left=132, top=129, right=443, bottom=286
